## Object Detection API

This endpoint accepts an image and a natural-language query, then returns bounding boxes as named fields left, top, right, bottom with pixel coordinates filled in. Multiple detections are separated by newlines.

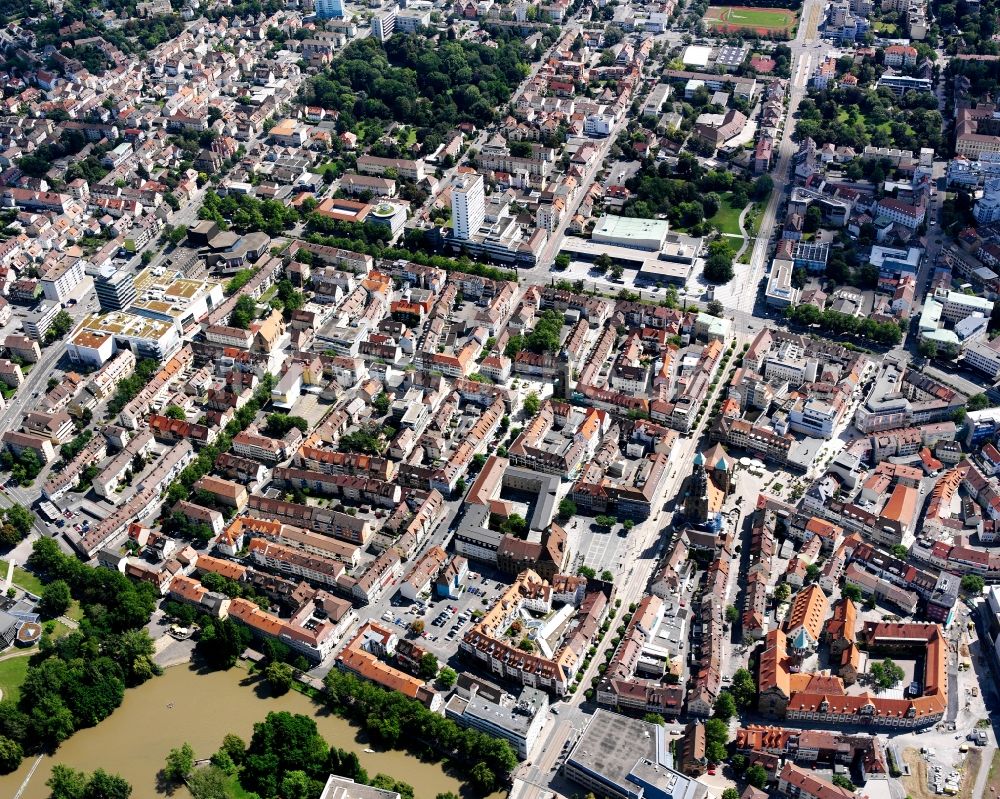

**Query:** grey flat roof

left=568, top=710, right=659, bottom=784
left=567, top=711, right=708, bottom=799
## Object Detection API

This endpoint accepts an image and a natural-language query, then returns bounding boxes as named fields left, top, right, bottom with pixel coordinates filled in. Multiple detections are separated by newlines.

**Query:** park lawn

left=403, top=127, right=417, bottom=149
left=259, top=284, right=279, bottom=303
left=0, top=559, right=45, bottom=596
left=225, top=774, right=257, bottom=799
left=47, top=619, right=73, bottom=640
left=708, top=193, right=745, bottom=235
left=873, top=19, right=897, bottom=33
left=834, top=106, right=914, bottom=140
left=0, top=655, right=30, bottom=702
left=65, top=599, right=85, bottom=622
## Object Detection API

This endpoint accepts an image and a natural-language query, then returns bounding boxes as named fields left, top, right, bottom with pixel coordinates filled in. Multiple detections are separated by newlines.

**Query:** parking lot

left=387, top=569, right=510, bottom=664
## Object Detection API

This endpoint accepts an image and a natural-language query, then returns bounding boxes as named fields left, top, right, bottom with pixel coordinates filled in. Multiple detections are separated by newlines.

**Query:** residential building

left=315, top=0, right=345, bottom=17
left=452, top=173, right=486, bottom=242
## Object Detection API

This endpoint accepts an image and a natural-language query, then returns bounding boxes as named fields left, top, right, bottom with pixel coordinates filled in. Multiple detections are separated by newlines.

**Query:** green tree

left=0, top=735, right=22, bottom=774
left=554, top=253, right=571, bottom=270
left=163, top=405, right=186, bottom=421
left=731, top=668, right=757, bottom=709
left=3, top=505, right=34, bottom=538
left=242, top=712, right=329, bottom=798
left=438, top=667, right=457, bottom=688
left=751, top=175, right=773, bottom=200
left=842, top=583, right=863, bottom=602
left=803, top=204, right=823, bottom=233
left=46, top=765, right=88, bottom=799
left=725, top=605, right=739, bottom=624
left=280, top=770, right=317, bottom=799
left=869, top=658, right=905, bottom=689
left=557, top=499, right=577, bottom=520
left=831, top=775, right=855, bottom=790
left=418, top=652, right=439, bottom=680
left=47, top=766, right=132, bottom=799
left=523, top=392, right=541, bottom=417
left=713, top=690, right=737, bottom=721
left=643, top=712, right=666, bottom=726
left=85, top=770, right=132, bottom=799
left=265, top=661, right=295, bottom=696
left=969, top=393, right=991, bottom=411
left=186, top=766, right=229, bottom=799
left=470, top=762, right=497, bottom=793
left=373, top=392, right=392, bottom=416
left=746, top=764, right=768, bottom=788
left=774, top=582, right=791, bottom=602
left=722, top=790, right=740, bottom=799
left=706, top=299, right=725, bottom=317
left=230, top=295, right=257, bottom=329
left=601, top=570, right=614, bottom=582
left=704, top=254, right=734, bottom=284
left=44, top=311, right=75, bottom=344
left=38, top=580, right=71, bottom=619
left=962, top=574, right=985, bottom=593
left=163, top=742, right=196, bottom=784
left=196, top=617, right=250, bottom=669
left=218, top=734, right=245, bottom=767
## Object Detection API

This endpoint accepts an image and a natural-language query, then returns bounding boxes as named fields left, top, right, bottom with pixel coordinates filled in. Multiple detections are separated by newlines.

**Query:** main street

left=515, top=331, right=752, bottom=796
left=514, top=2, right=836, bottom=791
left=713, top=0, right=827, bottom=314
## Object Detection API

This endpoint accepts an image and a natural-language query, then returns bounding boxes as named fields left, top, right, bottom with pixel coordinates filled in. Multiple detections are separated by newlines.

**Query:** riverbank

left=0, top=664, right=497, bottom=799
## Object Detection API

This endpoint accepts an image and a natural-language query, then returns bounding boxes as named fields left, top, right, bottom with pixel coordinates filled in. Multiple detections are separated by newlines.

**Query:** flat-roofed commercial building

left=564, top=710, right=708, bottom=799
left=444, top=685, right=547, bottom=758
left=592, top=215, right=671, bottom=252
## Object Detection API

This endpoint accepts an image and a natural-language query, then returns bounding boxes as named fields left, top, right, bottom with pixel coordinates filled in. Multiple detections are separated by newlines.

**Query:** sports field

left=703, top=6, right=798, bottom=37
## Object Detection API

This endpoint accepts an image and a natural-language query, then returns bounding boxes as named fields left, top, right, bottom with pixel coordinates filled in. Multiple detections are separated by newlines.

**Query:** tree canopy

left=301, top=34, right=530, bottom=149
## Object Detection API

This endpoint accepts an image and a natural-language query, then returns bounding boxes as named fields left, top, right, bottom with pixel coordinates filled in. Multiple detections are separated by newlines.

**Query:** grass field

left=703, top=5, right=797, bottom=36
left=708, top=192, right=746, bottom=235
left=0, top=655, right=30, bottom=702
left=0, top=559, right=45, bottom=597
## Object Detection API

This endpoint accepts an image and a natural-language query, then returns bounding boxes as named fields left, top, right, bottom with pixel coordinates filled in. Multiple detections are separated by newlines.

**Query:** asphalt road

left=713, top=0, right=828, bottom=314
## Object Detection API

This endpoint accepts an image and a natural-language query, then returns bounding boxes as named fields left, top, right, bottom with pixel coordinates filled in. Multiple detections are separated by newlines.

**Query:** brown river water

left=0, top=665, right=503, bottom=799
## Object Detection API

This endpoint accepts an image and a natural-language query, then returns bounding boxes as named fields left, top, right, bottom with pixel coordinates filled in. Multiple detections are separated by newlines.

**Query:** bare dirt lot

left=902, top=746, right=982, bottom=799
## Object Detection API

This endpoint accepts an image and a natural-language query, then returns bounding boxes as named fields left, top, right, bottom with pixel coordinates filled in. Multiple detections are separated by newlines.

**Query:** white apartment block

left=452, top=173, right=486, bottom=241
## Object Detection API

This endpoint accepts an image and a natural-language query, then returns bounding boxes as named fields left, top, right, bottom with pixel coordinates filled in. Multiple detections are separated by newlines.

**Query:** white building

left=371, top=8, right=396, bottom=41
left=395, top=8, right=430, bottom=30
left=315, top=0, right=345, bottom=17
left=584, top=113, right=613, bottom=137
left=452, top=173, right=486, bottom=242
left=976, top=178, right=1000, bottom=225
left=66, top=330, right=115, bottom=367
left=41, top=257, right=85, bottom=303
left=964, top=335, right=1000, bottom=380
left=939, top=289, right=994, bottom=324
